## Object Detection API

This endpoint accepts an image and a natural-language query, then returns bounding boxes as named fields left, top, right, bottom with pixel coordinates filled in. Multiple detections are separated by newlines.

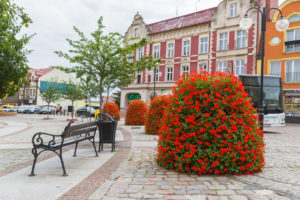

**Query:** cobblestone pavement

left=1, top=115, right=299, bottom=200
left=233, top=125, right=300, bottom=200
left=0, top=114, right=91, bottom=174
left=95, top=124, right=295, bottom=200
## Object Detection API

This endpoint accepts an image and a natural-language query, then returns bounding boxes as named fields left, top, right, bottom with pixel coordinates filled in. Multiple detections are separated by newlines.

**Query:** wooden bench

left=30, top=120, right=98, bottom=176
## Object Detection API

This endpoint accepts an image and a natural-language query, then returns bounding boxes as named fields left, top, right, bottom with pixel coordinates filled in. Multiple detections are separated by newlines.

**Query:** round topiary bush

left=102, top=102, right=120, bottom=120
left=156, top=72, right=265, bottom=175
left=145, top=95, right=170, bottom=135
left=125, top=99, right=147, bottom=125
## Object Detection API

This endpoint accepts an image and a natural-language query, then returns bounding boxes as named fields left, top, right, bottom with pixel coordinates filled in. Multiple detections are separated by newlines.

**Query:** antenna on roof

left=176, top=5, right=178, bottom=17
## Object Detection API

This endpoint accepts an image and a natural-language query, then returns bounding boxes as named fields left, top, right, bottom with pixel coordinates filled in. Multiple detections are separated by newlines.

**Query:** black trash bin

left=96, top=113, right=118, bottom=152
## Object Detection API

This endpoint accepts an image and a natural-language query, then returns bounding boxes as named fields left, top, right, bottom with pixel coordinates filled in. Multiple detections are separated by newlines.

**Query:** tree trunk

left=105, top=85, right=110, bottom=114
left=99, top=81, right=103, bottom=115
left=71, top=100, right=74, bottom=119
left=47, top=102, right=50, bottom=119
left=88, top=98, right=91, bottom=122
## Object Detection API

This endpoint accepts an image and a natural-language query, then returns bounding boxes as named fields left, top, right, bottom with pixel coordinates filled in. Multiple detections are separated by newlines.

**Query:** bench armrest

left=32, top=132, right=63, bottom=147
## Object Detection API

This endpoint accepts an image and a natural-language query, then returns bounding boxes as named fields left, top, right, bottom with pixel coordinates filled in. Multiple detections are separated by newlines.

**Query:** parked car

left=23, top=105, right=40, bottom=114
left=39, top=106, right=56, bottom=114
left=2, top=106, right=16, bottom=112
left=76, top=107, right=95, bottom=117
left=17, top=105, right=27, bottom=113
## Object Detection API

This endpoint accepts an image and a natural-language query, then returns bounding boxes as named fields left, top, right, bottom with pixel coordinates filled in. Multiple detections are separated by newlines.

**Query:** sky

left=14, top=0, right=286, bottom=69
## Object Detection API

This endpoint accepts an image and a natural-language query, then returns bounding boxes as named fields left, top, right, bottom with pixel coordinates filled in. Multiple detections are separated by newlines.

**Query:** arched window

left=288, top=15, right=300, bottom=23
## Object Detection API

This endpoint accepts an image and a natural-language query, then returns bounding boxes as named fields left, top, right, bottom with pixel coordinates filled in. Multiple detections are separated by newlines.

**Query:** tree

left=78, top=76, right=99, bottom=120
left=79, top=76, right=98, bottom=107
left=39, top=79, right=61, bottom=118
left=0, top=0, right=34, bottom=99
left=55, top=17, right=158, bottom=113
left=63, top=81, right=83, bottom=119
left=112, top=91, right=121, bottom=109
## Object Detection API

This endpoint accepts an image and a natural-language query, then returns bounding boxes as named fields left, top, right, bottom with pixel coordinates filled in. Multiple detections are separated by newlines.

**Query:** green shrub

left=156, top=72, right=265, bottom=175
left=102, top=102, right=120, bottom=120
left=145, top=95, right=170, bottom=135
left=125, top=99, right=147, bottom=125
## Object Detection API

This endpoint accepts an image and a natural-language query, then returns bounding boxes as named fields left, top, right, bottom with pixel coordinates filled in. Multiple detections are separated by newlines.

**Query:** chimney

left=266, top=0, right=279, bottom=20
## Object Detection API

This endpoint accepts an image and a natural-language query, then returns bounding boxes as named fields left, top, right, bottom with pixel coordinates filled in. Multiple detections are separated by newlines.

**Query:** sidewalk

left=0, top=115, right=298, bottom=200
left=88, top=122, right=292, bottom=200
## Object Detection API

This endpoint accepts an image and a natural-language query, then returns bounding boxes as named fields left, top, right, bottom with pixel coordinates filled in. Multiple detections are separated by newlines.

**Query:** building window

left=237, top=30, right=246, bottom=48
left=286, top=29, right=300, bottom=53
left=166, top=67, right=173, bottom=81
left=219, top=33, right=228, bottom=51
left=200, top=37, right=208, bottom=54
left=286, top=60, right=300, bottom=83
left=134, top=28, right=139, bottom=37
left=218, top=61, right=227, bottom=72
left=19, top=89, right=24, bottom=99
left=183, top=40, right=190, bottom=56
left=167, top=43, right=174, bottom=58
left=230, top=3, right=238, bottom=17
left=153, top=45, right=160, bottom=59
left=152, top=68, right=159, bottom=82
left=181, top=65, right=189, bottom=78
left=270, top=61, right=281, bottom=76
left=137, top=47, right=143, bottom=60
left=25, top=88, right=29, bottom=98
left=199, top=64, right=208, bottom=72
left=137, top=70, right=142, bottom=84
left=128, top=53, right=134, bottom=63
left=235, top=60, right=245, bottom=75
left=288, top=15, right=300, bottom=23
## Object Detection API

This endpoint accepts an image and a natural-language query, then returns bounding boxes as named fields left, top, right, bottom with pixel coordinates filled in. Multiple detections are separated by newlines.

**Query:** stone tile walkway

left=93, top=124, right=292, bottom=200
left=0, top=115, right=299, bottom=200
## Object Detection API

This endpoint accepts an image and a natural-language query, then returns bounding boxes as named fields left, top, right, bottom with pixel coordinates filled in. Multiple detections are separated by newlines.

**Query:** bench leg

left=29, top=148, right=38, bottom=176
left=92, top=138, right=98, bottom=157
left=73, top=142, right=79, bottom=157
left=59, top=150, right=68, bottom=176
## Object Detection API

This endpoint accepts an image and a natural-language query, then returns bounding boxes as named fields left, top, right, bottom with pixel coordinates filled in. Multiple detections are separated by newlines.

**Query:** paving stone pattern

left=98, top=124, right=293, bottom=200
left=233, top=125, right=300, bottom=200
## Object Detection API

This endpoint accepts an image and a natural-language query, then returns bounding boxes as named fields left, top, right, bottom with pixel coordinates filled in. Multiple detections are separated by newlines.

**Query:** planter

left=0, top=112, right=17, bottom=117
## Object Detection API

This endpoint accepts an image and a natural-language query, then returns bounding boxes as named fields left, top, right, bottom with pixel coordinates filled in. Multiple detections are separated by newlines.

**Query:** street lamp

left=148, top=66, right=161, bottom=99
left=240, top=7, right=289, bottom=131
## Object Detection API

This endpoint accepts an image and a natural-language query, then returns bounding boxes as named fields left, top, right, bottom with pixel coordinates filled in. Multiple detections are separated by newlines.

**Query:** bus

left=239, top=75, right=285, bottom=127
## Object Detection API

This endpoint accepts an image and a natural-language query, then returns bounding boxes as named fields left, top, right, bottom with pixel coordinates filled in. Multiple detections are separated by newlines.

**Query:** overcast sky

left=14, top=0, right=285, bottom=69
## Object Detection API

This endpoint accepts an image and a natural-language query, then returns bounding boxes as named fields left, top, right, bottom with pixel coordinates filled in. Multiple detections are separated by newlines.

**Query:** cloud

left=13, top=0, right=286, bottom=69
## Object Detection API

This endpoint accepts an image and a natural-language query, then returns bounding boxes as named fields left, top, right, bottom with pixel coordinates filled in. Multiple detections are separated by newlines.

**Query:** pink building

left=120, top=0, right=278, bottom=112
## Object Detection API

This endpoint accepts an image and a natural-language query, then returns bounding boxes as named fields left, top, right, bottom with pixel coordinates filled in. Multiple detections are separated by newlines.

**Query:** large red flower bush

left=102, top=102, right=120, bottom=120
left=145, top=95, right=171, bottom=135
left=156, top=72, right=265, bottom=175
left=125, top=99, right=147, bottom=125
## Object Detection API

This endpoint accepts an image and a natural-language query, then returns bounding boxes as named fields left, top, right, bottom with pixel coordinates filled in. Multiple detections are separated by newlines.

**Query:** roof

left=28, top=68, right=53, bottom=76
left=28, top=68, right=54, bottom=81
left=148, top=7, right=215, bottom=34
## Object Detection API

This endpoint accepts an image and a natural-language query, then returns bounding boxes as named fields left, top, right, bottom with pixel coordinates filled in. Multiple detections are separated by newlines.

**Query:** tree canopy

left=0, top=0, right=34, bottom=99
left=55, top=17, right=159, bottom=111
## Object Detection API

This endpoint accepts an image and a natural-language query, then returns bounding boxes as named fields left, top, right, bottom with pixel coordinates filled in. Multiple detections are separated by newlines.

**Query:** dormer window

left=230, top=3, right=237, bottom=18
left=134, top=28, right=139, bottom=37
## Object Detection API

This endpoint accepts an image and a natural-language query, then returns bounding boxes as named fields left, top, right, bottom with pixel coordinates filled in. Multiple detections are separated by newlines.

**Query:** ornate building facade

left=121, top=0, right=278, bottom=112
left=264, top=0, right=300, bottom=118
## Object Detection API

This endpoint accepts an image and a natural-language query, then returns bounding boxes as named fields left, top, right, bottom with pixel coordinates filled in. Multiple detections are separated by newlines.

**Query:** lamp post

left=240, top=7, right=289, bottom=131
left=148, top=66, right=161, bottom=99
